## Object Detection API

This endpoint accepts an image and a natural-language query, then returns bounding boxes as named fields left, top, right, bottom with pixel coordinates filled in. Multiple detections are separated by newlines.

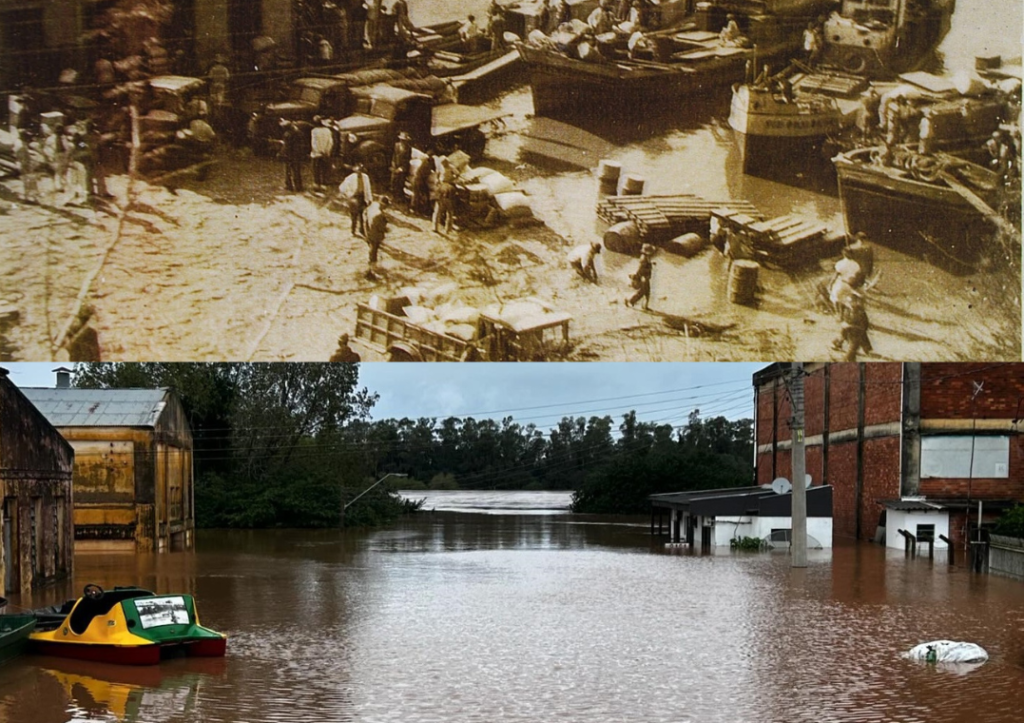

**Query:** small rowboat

left=29, top=585, right=227, bottom=666
left=0, top=598, right=36, bottom=664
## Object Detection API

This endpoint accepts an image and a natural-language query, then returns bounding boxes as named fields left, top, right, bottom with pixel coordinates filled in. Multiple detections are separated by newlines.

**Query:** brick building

left=21, top=368, right=195, bottom=553
left=754, top=363, right=1024, bottom=551
left=0, top=367, right=75, bottom=597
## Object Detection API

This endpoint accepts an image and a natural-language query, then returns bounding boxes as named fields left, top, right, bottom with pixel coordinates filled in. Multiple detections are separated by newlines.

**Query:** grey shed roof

left=19, top=388, right=169, bottom=428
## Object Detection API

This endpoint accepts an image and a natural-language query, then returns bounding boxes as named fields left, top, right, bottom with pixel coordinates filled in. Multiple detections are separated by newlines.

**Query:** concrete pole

left=791, top=363, right=808, bottom=568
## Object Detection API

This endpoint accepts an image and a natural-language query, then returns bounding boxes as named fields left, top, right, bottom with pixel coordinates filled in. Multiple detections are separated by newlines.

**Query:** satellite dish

left=805, top=474, right=813, bottom=489
left=771, top=477, right=792, bottom=495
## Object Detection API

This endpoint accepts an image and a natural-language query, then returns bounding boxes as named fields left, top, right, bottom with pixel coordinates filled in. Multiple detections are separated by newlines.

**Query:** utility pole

left=791, top=362, right=808, bottom=568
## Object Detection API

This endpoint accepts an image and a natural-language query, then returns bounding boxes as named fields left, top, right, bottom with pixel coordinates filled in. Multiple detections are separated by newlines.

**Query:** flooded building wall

left=20, top=385, right=195, bottom=554
left=0, top=369, right=74, bottom=597
left=754, top=363, right=1024, bottom=546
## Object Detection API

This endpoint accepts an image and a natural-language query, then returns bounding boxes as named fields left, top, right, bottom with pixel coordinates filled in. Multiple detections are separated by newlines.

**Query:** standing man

left=568, top=241, right=602, bottom=284
left=802, top=21, right=822, bottom=65
left=16, top=129, right=40, bottom=204
left=351, top=0, right=369, bottom=50
left=432, top=156, right=457, bottom=234
left=409, top=153, right=433, bottom=216
left=208, top=54, right=231, bottom=130
left=330, top=333, right=361, bottom=362
left=460, top=14, right=483, bottom=53
left=625, top=244, right=655, bottom=309
left=310, top=116, right=335, bottom=190
left=390, top=130, right=413, bottom=204
left=365, top=194, right=391, bottom=269
left=279, top=118, right=306, bottom=192
left=340, top=163, right=373, bottom=236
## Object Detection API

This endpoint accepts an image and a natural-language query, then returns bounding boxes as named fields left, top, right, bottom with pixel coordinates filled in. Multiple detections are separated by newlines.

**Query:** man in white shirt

left=568, top=241, right=602, bottom=284
left=310, top=117, right=335, bottom=190
left=339, top=164, right=373, bottom=236
left=460, top=14, right=482, bottom=52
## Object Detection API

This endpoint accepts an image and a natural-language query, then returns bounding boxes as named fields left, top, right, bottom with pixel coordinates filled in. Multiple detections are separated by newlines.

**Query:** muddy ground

left=0, top=131, right=1019, bottom=363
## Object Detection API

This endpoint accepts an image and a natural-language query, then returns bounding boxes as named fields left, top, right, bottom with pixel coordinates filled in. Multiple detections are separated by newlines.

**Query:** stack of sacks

left=397, top=284, right=481, bottom=341
left=483, top=298, right=558, bottom=331
left=459, top=166, right=534, bottom=221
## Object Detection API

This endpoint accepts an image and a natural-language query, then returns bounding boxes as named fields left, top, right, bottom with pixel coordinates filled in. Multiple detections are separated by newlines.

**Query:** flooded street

left=2, top=491, right=1024, bottom=723
left=1, top=0, right=1019, bottom=361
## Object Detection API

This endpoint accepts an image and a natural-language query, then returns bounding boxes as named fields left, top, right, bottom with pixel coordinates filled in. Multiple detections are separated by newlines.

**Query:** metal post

left=791, top=363, right=807, bottom=568
left=342, top=472, right=408, bottom=525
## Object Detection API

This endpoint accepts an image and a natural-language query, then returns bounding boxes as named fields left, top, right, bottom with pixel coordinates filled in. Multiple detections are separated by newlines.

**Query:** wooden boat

left=819, top=0, right=956, bottom=77
left=729, top=77, right=851, bottom=175
left=832, top=145, right=1018, bottom=270
left=29, top=585, right=227, bottom=666
left=0, top=604, right=36, bottom=664
left=515, top=0, right=834, bottom=117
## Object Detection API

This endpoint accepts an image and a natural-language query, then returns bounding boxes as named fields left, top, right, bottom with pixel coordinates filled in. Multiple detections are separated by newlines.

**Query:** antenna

left=771, top=477, right=792, bottom=495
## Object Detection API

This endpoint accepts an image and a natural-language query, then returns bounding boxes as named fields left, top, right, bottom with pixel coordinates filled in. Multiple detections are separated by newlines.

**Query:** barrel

left=598, top=178, right=619, bottom=196
left=603, top=221, right=640, bottom=255
left=664, top=232, right=707, bottom=258
left=728, top=260, right=759, bottom=305
left=619, top=174, right=645, bottom=196
left=597, top=159, right=621, bottom=182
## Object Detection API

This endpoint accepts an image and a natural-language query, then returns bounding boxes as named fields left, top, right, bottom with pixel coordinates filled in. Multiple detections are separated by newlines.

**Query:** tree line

left=73, top=363, right=754, bottom=524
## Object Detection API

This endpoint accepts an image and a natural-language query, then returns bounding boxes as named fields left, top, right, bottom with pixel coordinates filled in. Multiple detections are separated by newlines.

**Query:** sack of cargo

left=493, top=191, right=532, bottom=217
left=441, top=306, right=481, bottom=325
left=462, top=166, right=496, bottom=182
left=481, top=172, right=515, bottom=195
left=447, top=150, right=471, bottom=173
left=445, top=323, right=478, bottom=341
left=403, top=306, right=433, bottom=324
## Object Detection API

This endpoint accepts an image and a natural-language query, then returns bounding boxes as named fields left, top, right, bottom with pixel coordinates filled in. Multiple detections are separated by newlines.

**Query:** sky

left=2, top=362, right=765, bottom=428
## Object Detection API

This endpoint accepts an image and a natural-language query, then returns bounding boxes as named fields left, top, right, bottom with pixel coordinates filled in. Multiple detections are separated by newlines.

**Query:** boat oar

left=937, top=169, right=1018, bottom=238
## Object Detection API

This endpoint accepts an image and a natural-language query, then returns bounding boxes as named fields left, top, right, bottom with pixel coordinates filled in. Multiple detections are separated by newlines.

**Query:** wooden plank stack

left=790, top=72, right=869, bottom=98
left=597, top=194, right=762, bottom=243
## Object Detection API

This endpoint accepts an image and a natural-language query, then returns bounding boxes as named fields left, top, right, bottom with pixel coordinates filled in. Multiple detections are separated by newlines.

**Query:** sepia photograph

left=0, top=0, right=1020, bottom=362
left=2, top=360, right=1024, bottom=722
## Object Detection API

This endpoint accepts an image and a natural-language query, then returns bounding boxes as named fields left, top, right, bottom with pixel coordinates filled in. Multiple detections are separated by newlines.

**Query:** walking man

left=279, top=118, right=306, bottom=192
left=365, top=194, right=390, bottom=269
left=625, top=244, right=655, bottom=309
left=568, top=241, right=602, bottom=284
left=340, top=163, right=373, bottom=236
left=330, top=333, right=361, bottom=362
left=310, top=116, right=335, bottom=190
left=832, top=291, right=872, bottom=360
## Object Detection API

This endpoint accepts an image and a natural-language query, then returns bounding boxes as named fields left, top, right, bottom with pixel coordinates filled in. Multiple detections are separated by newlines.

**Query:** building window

left=916, top=524, right=935, bottom=543
left=920, top=436, right=1010, bottom=479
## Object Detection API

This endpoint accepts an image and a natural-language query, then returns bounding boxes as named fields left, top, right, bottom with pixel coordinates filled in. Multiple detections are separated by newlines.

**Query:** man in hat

left=365, top=194, right=391, bottom=270
left=432, top=156, right=458, bottom=234
left=279, top=118, right=306, bottom=192
left=410, top=152, right=434, bottom=216
left=310, top=116, right=335, bottom=190
left=626, top=244, right=655, bottom=309
left=390, top=130, right=413, bottom=204
left=832, top=289, right=872, bottom=361
left=339, top=163, right=373, bottom=236
left=568, top=241, right=602, bottom=284
left=330, top=333, right=361, bottom=362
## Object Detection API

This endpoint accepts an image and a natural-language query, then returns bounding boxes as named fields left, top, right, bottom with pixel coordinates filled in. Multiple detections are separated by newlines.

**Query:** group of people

left=296, top=0, right=415, bottom=67
left=14, top=116, right=111, bottom=207
left=567, top=241, right=655, bottom=311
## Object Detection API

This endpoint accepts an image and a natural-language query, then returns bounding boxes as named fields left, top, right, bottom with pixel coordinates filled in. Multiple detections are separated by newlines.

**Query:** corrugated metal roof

left=19, top=388, right=168, bottom=428
left=880, top=499, right=946, bottom=512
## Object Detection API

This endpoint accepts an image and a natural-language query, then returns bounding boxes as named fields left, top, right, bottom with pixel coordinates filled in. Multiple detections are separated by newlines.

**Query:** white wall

left=710, top=515, right=833, bottom=549
left=885, top=509, right=950, bottom=550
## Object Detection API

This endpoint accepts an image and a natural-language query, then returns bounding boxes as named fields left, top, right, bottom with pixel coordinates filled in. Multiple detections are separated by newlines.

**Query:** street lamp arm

left=344, top=473, right=408, bottom=510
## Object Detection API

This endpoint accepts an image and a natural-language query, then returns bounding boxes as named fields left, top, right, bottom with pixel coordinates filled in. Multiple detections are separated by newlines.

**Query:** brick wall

left=864, top=363, right=903, bottom=427
left=827, top=363, right=861, bottom=432
left=862, top=437, right=901, bottom=537
left=829, top=442, right=858, bottom=538
left=921, top=363, right=1024, bottom=419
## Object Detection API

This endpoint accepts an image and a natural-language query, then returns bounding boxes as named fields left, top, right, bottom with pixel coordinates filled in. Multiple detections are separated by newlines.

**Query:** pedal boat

left=29, top=585, right=227, bottom=665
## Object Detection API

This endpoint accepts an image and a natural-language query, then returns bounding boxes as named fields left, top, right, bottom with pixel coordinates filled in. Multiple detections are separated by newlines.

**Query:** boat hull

left=833, top=151, right=1003, bottom=272
left=30, top=636, right=228, bottom=666
left=0, top=616, right=36, bottom=664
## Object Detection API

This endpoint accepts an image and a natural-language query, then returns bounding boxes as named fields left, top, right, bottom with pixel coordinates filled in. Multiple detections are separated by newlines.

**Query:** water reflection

left=2, top=496, right=1023, bottom=723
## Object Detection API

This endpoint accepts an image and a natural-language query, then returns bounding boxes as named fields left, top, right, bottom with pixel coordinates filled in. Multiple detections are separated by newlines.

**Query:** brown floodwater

left=2, top=490, right=1023, bottom=723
